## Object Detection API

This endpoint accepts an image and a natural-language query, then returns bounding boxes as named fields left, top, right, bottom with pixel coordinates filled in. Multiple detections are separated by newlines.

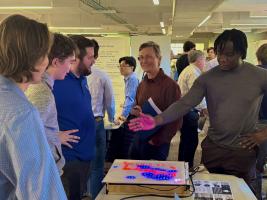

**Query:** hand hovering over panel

left=128, top=113, right=157, bottom=131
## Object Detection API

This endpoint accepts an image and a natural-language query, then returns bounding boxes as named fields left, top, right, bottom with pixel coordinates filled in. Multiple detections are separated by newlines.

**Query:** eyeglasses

left=118, top=63, right=130, bottom=68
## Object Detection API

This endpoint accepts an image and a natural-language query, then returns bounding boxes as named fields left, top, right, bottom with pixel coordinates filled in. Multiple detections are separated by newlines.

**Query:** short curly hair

left=214, top=29, right=247, bottom=59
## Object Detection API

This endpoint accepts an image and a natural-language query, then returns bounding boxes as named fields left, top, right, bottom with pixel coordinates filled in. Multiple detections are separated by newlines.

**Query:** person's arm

left=129, top=76, right=206, bottom=131
left=103, top=75, right=116, bottom=122
left=25, top=84, right=57, bottom=145
left=3, top=108, right=66, bottom=199
left=159, top=76, right=206, bottom=125
left=121, top=77, right=139, bottom=118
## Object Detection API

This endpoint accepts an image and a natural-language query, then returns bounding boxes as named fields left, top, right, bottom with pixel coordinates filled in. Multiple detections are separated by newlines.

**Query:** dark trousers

left=178, top=110, right=199, bottom=168
left=130, top=135, right=170, bottom=161
left=61, top=160, right=91, bottom=200
left=106, top=124, right=136, bottom=162
left=87, top=119, right=106, bottom=199
left=201, top=137, right=257, bottom=196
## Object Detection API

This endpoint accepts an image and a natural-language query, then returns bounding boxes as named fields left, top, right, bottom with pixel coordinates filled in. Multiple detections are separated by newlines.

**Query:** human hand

left=128, top=113, right=156, bottom=131
left=130, top=105, right=142, bottom=117
left=113, top=119, right=121, bottom=125
left=200, top=108, right=209, bottom=117
left=59, top=129, right=80, bottom=148
left=240, top=130, right=267, bottom=149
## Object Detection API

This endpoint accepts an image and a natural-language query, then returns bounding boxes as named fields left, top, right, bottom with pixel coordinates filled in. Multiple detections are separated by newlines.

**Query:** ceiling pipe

left=80, top=0, right=137, bottom=31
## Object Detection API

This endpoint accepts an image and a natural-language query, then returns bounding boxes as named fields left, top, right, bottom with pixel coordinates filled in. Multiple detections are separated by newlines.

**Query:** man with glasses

left=107, top=56, right=139, bottom=161
left=118, top=56, right=139, bottom=121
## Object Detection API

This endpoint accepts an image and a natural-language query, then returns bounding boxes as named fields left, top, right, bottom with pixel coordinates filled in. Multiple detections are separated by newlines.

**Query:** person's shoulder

left=26, top=81, right=49, bottom=97
left=162, top=73, right=179, bottom=87
left=0, top=92, right=36, bottom=123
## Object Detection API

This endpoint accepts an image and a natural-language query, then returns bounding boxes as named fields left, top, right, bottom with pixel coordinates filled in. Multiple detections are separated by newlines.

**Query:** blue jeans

left=87, top=119, right=106, bottom=199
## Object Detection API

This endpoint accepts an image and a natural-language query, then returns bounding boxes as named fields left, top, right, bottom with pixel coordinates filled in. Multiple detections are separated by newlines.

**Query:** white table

left=96, top=172, right=257, bottom=200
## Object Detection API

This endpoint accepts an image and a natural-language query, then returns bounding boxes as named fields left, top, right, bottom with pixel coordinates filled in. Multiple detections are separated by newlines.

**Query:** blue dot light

left=126, top=175, right=136, bottom=179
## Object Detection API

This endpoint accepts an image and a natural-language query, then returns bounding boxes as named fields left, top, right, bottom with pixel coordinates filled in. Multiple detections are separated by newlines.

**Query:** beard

left=78, top=62, right=91, bottom=76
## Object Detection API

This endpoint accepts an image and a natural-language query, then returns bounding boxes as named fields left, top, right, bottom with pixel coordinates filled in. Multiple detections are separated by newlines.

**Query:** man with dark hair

left=205, top=47, right=219, bottom=71
left=176, top=41, right=196, bottom=76
left=86, top=39, right=115, bottom=199
left=0, top=14, right=66, bottom=199
left=53, top=35, right=96, bottom=200
left=26, top=33, right=79, bottom=175
left=206, top=47, right=216, bottom=61
left=118, top=56, right=139, bottom=120
left=106, top=56, right=139, bottom=161
left=129, top=29, right=267, bottom=196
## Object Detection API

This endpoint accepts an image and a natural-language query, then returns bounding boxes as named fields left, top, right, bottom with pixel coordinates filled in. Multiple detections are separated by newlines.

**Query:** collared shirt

left=53, top=72, right=96, bottom=161
left=87, top=66, right=115, bottom=122
left=204, top=57, right=219, bottom=72
left=135, top=68, right=182, bottom=145
left=25, top=72, right=65, bottom=175
left=178, top=64, right=207, bottom=111
left=161, top=62, right=267, bottom=149
left=121, top=72, right=139, bottom=118
left=0, top=75, right=66, bottom=200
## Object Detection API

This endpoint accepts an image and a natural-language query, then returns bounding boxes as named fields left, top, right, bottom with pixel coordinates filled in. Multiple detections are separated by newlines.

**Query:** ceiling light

left=162, top=28, right=166, bottom=34
left=250, top=11, right=267, bottom=18
left=190, top=28, right=196, bottom=36
left=0, top=6, right=52, bottom=9
left=197, top=15, right=211, bottom=27
left=230, top=23, right=267, bottom=26
left=160, top=21, right=164, bottom=28
left=153, top=0, right=159, bottom=5
left=61, top=32, right=119, bottom=35
left=49, top=27, right=103, bottom=30
left=175, top=35, right=184, bottom=38
left=250, top=15, right=267, bottom=18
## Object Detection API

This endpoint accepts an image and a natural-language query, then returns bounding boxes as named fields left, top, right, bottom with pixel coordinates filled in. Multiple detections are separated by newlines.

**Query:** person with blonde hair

left=0, top=14, right=66, bottom=199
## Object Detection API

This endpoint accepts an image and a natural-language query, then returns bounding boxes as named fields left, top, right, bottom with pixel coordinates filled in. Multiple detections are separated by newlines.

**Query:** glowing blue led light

left=167, top=170, right=177, bottom=173
left=141, top=172, right=172, bottom=181
left=126, top=175, right=136, bottom=179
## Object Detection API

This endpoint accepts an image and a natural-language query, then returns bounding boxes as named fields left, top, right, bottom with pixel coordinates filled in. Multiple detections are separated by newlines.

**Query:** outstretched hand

left=128, top=113, right=156, bottom=131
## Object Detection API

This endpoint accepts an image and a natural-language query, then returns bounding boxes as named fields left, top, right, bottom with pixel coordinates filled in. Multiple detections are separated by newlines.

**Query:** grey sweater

left=161, top=62, right=267, bottom=149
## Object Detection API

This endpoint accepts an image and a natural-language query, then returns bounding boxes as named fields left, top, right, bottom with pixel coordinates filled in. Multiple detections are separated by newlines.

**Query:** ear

left=51, top=58, right=58, bottom=68
left=158, top=56, right=162, bottom=66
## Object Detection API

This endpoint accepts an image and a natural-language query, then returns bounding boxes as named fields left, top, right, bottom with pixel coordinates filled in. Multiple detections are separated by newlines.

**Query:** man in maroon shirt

left=130, top=41, right=182, bottom=160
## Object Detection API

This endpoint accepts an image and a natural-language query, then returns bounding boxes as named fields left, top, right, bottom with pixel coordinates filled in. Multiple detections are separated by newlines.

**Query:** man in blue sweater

left=53, top=35, right=96, bottom=200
